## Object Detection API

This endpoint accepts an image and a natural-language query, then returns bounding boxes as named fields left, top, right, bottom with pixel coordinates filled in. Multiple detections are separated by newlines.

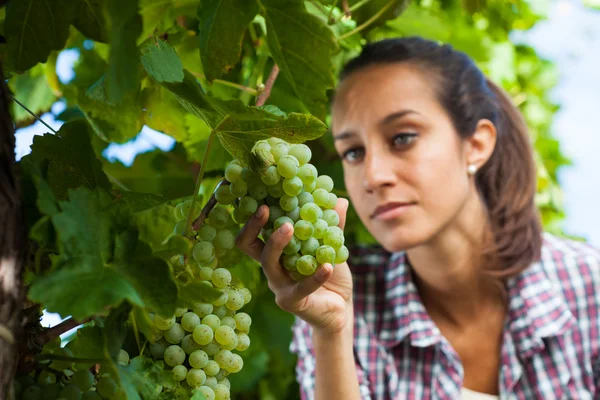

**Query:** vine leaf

left=197, top=0, right=259, bottom=81
left=4, top=0, right=74, bottom=72
left=8, top=64, right=57, bottom=127
left=73, top=0, right=109, bottom=42
left=349, top=0, right=409, bottom=29
left=257, top=0, right=338, bottom=120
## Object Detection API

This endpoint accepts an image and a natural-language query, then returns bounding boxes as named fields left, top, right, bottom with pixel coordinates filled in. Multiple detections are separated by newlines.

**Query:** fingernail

left=255, top=205, right=264, bottom=218
left=319, top=264, right=331, bottom=278
left=278, top=223, right=291, bottom=235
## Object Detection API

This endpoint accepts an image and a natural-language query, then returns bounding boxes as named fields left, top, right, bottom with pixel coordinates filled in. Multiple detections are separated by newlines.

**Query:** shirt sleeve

left=289, top=316, right=372, bottom=400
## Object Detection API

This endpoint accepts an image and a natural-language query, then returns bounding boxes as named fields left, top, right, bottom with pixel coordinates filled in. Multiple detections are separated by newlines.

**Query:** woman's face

left=332, top=63, right=478, bottom=252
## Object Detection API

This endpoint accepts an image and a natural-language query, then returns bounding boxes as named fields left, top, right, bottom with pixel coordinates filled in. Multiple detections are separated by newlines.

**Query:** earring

left=467, top=164, right=477, bottom=175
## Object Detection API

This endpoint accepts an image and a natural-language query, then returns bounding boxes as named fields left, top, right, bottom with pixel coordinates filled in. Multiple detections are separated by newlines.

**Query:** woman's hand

left=236, top=198, right=354, bottom=335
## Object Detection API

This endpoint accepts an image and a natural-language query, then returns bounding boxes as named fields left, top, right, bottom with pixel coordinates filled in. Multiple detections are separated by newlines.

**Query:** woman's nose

left=363, top=147, right=396, bottom=193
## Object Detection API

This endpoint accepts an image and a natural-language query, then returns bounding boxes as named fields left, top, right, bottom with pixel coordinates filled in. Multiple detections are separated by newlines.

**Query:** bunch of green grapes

left=16, top=348, right=131, bottom=400
left=225, top=138, right=348, bottom=279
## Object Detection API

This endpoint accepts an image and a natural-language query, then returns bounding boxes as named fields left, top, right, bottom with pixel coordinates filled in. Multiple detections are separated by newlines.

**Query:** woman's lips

left=370, top=202, right=415, bottom=220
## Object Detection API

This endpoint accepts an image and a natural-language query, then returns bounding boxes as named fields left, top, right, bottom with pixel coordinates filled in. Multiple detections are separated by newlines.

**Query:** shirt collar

left=376, top=248, right=577, bottom=354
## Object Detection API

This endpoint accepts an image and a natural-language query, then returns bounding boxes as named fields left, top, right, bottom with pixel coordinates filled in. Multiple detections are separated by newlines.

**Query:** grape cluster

left=16, top=348, right=131, bottom=400
left=224, top=138, right=348, bottom=280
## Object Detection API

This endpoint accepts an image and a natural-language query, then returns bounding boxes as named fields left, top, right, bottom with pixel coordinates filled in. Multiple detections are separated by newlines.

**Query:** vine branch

left=39, top=317, right=93, bottom=345
left=255, top=64, right=280, bottom=107
left=192, top=179, right=230, bottom=231
left=338, top=0, right=396, bottom=40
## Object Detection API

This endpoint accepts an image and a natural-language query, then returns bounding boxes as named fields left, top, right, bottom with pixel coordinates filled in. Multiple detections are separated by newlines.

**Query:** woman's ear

left=464, top=119, right=498, bottom=170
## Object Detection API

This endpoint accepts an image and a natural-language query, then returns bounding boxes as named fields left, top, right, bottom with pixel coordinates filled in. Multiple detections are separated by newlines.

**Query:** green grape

left=270, top=142, right=289, bottom=161
left=154, top=314, right=175, bottom=330
left=286, top=207, right=301, bottom=222
left=204, top=376, right=218, bottom=390
left=181, top=312, right=201, bottom=332
left=268, top=206, right=285, bottom=223
left=224, top=164, right=243, bottom=183
left=273, top=216, right=294, bottom=231
left=60, top=384, right=82, bottom=400
left=313, top=188, right=329, bottom=207
left=229, top=179, right=248, bottom=197
left=149, top=339, right=169, bottom=359
left=215, top=326, right=236, bottom=347
left=193, top=302, right=213, bottom=318
left=220, top=316, right=236, bottom=329
left=193, top=324, right=214, bottom=346
left=173, top=220, right=186, bottom=235
left=21, top=385, right=42, bottom=400
left=214, top=370, right=227, bottom=381
left=325, top=192, right=338, bottom=209
left=297, top=191, right=314, bottom=207
left=218, top=377, right=231, bottom=388
left=324, top=226, right=344, bottom=249
left=282, top=253, right=300, bottom=270
left=82, top=392, right=102, bottom=400
left=173, top=365, right=188, bottom=382
left=96, top=378, right=117, bottom=399
left=182, top=199, right=202, bottom=220
left=174, top=203, right=185, bottom=221
left=267, top=181, right=284, bottom=198
left=315, top=175, right=334, bottom=192
left=201, top=341, right=221, bottom=357
left=294, top=220, right=314, bottom=240
left=300, top=203, right=322, bottom=222
left=279, top=195, right=298, bottom=212
left=225, top=290, right=245, bottom=311
left=297, top=255, right=318, bottom=276
left=301, top=237, right=320, bottom=256
left=208, top=206, right=230, bottom=228
left=50, top=347, right=74, bottom=370
left=164, top=345, right=186, bottom=367
left=199, top=266, right=213, bottom=281
left=175, top=307, right=188, bottom=317
left=164, top=323, right=185, bottom=344
left=212, top=268, right=232, bottom=288
left=277, top=155, right=299, bottom=179
left=282, top=177, right=303, bottom=196
left=288, top=144, right=312, bottom=165
left=316, top=245, right=336, bottom=265
left=336, top=245, right=350, bottom=263
left=241, top=167, right=260, bottom=184
left=196, top=386, right=215, bottom=400
left=248, top=182, right=268, bottom=200
left=181, top=334, right=202, bottom=354
left=322, top=209, right=340, bottom=226
left=194, top=241, right=215, bottom=263
left=37, top=370, right=56, bottom=385
left=240, top=288, right=252, bottom=304
left=186, top=368, right=207, bottom=388
left=215, top=185, right=237, bottom=205
left=261, top=165, right=280, bottom=186
left=267, top=137, right=283, bottom=146
left=234, top=313, right=252, bottom=333
left=198, top=225, right=217, bottom=242
left=227, top=354, right=244, bottom=374
left=261, top=228, right=274, bottom=241
left=118, top=349, right=130, bottom=365
left=254, top=140, right=271, bottom=152
left=313, top=219, right=328, bottom=239
left=204, top=360, right=221, bottom=377
left=202, top=314, right=221, bottom=331
left=214, top=383, right=231, bottom=400
left=232, top=207, right=248, bottom=224
left=214, top=349, right=234, bottom=369
left=239, top=196, right=258, bottom=215
left=283, top=236, right=301, bottom=255
left=212, top=305, right=227, bottom=318
left=236, top=332, right=251, bottom=351
left=297, top=164, right=318, bottom=185
left=214, top=229, right=235, bottom=250
left=189, top=349, right=209, bottom=369
left=305, top=180, right=317, bottom=192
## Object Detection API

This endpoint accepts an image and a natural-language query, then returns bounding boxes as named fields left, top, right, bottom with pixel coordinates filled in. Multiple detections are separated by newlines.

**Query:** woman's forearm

left=313, top=312, right=361, bottom=400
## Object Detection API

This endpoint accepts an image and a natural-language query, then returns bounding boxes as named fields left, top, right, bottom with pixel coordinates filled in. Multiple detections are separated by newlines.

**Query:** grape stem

left=337, top=0, right=396, bottom=40
left=39, top=317, right=93, bottom=345
left=192, top=179, right=230, bottom=231
left=255, top=64, right=280, bottom=107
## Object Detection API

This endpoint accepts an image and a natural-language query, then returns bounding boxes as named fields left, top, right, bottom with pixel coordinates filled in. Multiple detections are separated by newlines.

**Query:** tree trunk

left=0, top=62, right=26, bottom=399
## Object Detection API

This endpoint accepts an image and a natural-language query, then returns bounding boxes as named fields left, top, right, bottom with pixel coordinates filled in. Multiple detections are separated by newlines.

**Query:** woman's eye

left=393, top=133, right=418, bottom=147
left=341, top=147, right=364, bottom=162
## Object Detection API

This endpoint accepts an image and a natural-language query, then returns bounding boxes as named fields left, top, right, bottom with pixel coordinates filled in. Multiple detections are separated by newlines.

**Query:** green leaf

left=349, top=0, right=408, bottom=29
left=73, top=0, right=109, bottom=42
left=140, top=39, right=185, bottom=83
left=123, top=356, right=169, bottom=398
left=197, top=0, right=258, bottom=81
left=8, top=64, right=56, bottom=127
left=105, top=0, right=142, bottom=103
left=65, top=325, right=106, bottom=369
left=177, top=281, right=223, bottom=306
left=142, top=82, right=190, bottom=142
left=257, top=0, right=338, bottom=119
left=27, top=120, right=111, bottom=200
left=5, top=0, right=73, bottom=72
left=113, top=191, right=165, bottom=213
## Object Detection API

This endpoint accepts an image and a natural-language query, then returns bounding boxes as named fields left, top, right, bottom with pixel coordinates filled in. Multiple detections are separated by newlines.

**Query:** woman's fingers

left=334, top=197, right=349, bottom=230
left=290, top=264, right=333, bottom=302
left=260, top=223, right=296, bottom=288
left=236, top=205, right=268, bottom=261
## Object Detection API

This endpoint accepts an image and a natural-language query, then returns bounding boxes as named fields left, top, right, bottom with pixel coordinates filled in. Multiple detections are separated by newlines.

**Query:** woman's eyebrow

left=333, top=131, right=355, bottom=141
left=379, top=109, right=420, bottom=126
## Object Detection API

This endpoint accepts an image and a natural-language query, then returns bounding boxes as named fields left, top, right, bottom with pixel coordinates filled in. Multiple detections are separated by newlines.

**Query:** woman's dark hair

left=339, top=37, right=542, bottom=280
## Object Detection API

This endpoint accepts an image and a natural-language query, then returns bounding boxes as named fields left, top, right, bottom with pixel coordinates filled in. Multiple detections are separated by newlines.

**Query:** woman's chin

left=374, top=232, right=425, bottom=253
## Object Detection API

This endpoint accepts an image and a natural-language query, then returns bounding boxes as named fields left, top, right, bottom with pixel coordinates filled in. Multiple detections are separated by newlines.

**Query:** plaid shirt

left=290, top=233, right=600, bottom=399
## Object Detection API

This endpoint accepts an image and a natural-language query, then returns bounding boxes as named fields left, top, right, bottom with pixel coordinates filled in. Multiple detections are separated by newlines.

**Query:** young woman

left=236, top=37, right=600, bottom=399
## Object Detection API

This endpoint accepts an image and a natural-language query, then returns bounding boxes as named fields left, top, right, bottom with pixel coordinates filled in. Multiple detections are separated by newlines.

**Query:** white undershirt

left=461, top=387, right=500, bottom=400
